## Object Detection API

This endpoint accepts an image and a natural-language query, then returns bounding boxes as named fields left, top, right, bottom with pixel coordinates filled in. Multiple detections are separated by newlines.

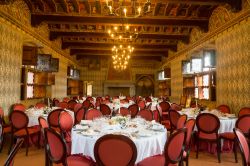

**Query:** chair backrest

left=146, top=103, right=152, bottom=110
left=10, top=111, right=29, bottom=131
left=153, top=109, right=161, bottom=122
left=170, top=103, right=182, bottom=111
left=159, top=101, right=170, bottom=113
left=75, top=107, right=85, bottom=125
left=94, top=134, right=137, bottom=166
left=236, top=114, right=250, bottom=134
left=4, top=138, right=24, bottom=166
left=59, top=111, right=74, bottom=133
left=85, top=109, right=102, bottom=120
left=137, top=100, right=146, bottom=110
left=58, top=102, right=68, bottom=109
left=63, top=97, right=70, bottom=103
left=73, top=103, right=82, bottom=113
left=164, top=128, right=187, bottom=165
left=196, top=113, right=220, bottom=134
left=128, top=104, right=139, bottom=118
left=100, top=104, right=112, bottom=116
left=234, top=128, right=249, bottom=166
left=169, top=110, right=181, bottom=130
left=86, top=96, right=94, bottom=102
left=48, top=109, right=64, bottom=128
left=137, top=109, right=153, bottom=121
left=35, top=102, right=46, bottom=109
left=38, top=116, right=49, bottom=129
left=13, top=104, right=26, bottom=112
left=44, top=128, right=67, bottom=164
left=67, top=100, right=77, bottom=110
left=176, top=114, right=187, bottom=129
left=53, top=98, right=60, bottom=107
left=217, top=105, right=230, bottom=114
left=119, top=107, right=130, bottom=116
left=82, top=100, right=91, bottom=110
left=0, top=107, right=4, bottom=117
left=238, top=107, right=250, bottom=117
left=184, top=119, right=196, bottom=149
left=145, top=96, right=152, bottom=102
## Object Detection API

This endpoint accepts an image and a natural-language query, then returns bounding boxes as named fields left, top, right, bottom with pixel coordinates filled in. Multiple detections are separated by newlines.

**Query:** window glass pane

left=158, top=71, right=165, bottom=80
left=195, top=88, right=199, bottom=98
left=27, top=85, right=34, bottom=98
left=191, top=59, right=202, bottom=73
left=203, top=75, right=209, bottom=86
left=204, top=53, right=211, bottom=67
left=203, top=88, right=209, bottom=99
left=87, top=84, right=92, bottom=96
left=27, top=71, right=34, bottom=84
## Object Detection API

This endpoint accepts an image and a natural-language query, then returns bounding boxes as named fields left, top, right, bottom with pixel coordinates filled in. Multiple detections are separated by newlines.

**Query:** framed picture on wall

left=36, top=54, right=51, bottom=72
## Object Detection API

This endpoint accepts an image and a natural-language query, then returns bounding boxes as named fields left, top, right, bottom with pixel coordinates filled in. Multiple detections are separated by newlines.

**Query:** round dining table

left=71, top=116, right=167, bottom=164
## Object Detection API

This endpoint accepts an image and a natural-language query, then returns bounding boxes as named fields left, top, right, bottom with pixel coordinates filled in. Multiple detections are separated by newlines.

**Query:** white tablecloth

left=25, top=107, right=74, bottom=127
left=71, top=117, right=167, bottom=163
left=180, top=108, right=237, bottom=133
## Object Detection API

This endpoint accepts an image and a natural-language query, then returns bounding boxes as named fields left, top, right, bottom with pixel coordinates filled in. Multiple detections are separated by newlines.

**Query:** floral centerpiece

left=109, top=116, right=128, bottom=126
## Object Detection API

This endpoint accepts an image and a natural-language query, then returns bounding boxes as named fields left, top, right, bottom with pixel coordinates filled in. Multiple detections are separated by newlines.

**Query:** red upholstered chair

left=58, top=102, right=68, bottom=109
left=170, top=103, right=182, bottom=111
left=100, top=104, right=112, bottom=116
left=217, top=105, right=230, bottom=114
left=169, top=109, right=181, bottom=133
left=145, top=96, right=152, bottom=103
left=38, top=116, right=49, bottom=166
left=47, top=109, right=64, bottom=131
left=137, top=100, right=146, bottom=110
left=85, top=109, right=102, bottom=120
left=67, top=100, right=77, bottom=111
left=82, top=100, right=91, bottom=110
left=137, top=109, right=153, bottom=121
left=182, top=119, right=196, bottom=166
left=75, top=107, right=85, bottom=125
left=152, top=105, right=161, bottom=123
left=195, top=113, right=221, bottom=163
left=86, top=96, right=94, bottom=102
left=128, top=104, right=139, bottom=118
left=234, top=128, right=249, bottom=166
left=180, top=95, right=187, bottom=108
left=159, top=101, right=170, bottom=124
left=63, top=97, right=70, bottom=103
left=35, top=102, right=46, bottom=109
left=4, top=138, right=24, bottom=166
left=220, top=114, right=250, bottom=163
left=176, top=114, right=187, bottom=129
left=94, top=134, right=137, bottom=166
left=138, top=128, right=187, bottom=166
left=52, top=98, right=60, bottom=107
left=119, top=107, right=130, bottom=116
left=13, top=104, right=26, bottom=112
left=9, top=111, right=40, bottom=156
left=238, top=107, right=250, bottom=117
left=44, top=128, right=94, bottom=166
left=73, top=103, right=82, bottom=113
left=59, top=111, right=74, bottom=155
left=0, top=107, right=12, bottom=152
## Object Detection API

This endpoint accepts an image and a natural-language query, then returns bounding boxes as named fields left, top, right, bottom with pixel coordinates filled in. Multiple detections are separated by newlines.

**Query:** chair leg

left=37, top=132, right=41, bottom=149
left=196, top=138, right=199, bottom=159
left=186, top=157, right=189, bottom=166
left=217, top=140, right=221, bottom=163
left=25, top=136, right=29, bottom=156
left=8, top=134, right=14, bottom=154
left=233, top=140, right=238, bottom=163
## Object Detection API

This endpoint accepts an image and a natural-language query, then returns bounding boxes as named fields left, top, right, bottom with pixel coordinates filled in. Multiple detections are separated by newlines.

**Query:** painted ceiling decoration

left=1, top=0, right=242, bottom=61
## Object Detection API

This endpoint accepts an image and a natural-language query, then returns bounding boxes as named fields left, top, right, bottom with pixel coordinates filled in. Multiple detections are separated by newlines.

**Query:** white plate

left=80, top=120, right=92, bottom=125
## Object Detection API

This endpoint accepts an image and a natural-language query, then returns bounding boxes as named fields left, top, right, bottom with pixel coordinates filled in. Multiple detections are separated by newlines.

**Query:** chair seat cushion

left=14, top=127, right=40, bottom=137
left=3, top=126, right=11, bottom=133
left=137, top=155, right=165, bottom=166
left=198, top=132, right=217, bottom=140
left=67, top=154, right=95, bottom=166
left=220, top=132, right=235, bottom=140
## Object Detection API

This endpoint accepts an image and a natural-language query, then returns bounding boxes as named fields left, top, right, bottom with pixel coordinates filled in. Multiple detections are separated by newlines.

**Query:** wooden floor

left=0, top=144, right=242, bottom=166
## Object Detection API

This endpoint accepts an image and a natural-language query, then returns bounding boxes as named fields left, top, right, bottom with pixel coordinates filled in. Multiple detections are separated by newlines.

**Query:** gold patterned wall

left=216, top=18, right=250, bottom=113
left=0, top=0, right=79, bottom=114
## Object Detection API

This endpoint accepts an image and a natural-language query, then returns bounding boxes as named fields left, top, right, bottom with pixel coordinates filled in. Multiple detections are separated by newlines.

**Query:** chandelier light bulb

left=123, top=8, right=127, bottom=16
left=126, top=25, right=129, bottom=30
left=114, top=26, right=118, bottom=31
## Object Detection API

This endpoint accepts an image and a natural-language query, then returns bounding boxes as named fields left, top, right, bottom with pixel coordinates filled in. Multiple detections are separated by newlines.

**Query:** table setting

left=71, top=116, right=167, bottom=163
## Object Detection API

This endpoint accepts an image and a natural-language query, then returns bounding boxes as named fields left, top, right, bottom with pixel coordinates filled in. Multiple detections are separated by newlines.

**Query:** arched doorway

left=136, top=75, right=154, bottom=97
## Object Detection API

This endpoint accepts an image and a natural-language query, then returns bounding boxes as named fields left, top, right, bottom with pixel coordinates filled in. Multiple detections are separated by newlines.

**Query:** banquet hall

left=0, top=0, right=249, bottom=166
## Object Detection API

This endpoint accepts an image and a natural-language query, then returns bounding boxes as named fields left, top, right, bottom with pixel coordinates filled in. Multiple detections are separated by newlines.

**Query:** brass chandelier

left=112, top=45, right=134, bottom=70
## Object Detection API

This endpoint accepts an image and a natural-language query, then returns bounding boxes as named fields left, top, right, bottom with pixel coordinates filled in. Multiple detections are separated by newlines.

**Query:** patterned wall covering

left=0, top=0, right=79, bottom=114
left=216, top=18, right=250, bottom=114
left=166, top=5, right=250, bottom=113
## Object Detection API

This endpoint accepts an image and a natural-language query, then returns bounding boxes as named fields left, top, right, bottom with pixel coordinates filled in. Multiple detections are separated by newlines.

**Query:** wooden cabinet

left=67, top=78, right=83, bottom=96
left=22, top=46, right=37, bottom=66
left=21, top=67, right=55, bottom=100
